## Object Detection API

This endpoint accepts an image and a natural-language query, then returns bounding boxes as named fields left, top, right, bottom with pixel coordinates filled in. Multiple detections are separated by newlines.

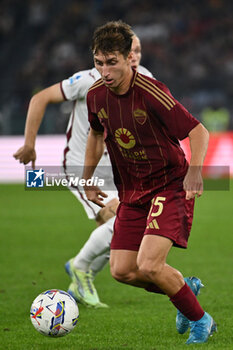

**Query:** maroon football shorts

left=111, top=189, right=195, bottom=251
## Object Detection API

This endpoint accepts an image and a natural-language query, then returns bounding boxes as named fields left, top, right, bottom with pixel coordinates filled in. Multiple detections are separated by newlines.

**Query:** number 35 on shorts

left=146, top=196, right=166, bottom=230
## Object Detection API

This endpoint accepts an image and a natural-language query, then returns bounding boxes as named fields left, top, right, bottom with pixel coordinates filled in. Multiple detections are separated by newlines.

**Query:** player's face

left=94, top=51, right=133, bottom=94
left=130, top=36, right=142, bottom=70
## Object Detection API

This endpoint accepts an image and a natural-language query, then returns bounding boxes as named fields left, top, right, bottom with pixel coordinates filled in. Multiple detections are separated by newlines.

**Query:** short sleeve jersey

left=60, top=68, right=100, bottom=167
left=60, top=66, right=152, bottom=168
left=87, top=70, right=199, bottom=205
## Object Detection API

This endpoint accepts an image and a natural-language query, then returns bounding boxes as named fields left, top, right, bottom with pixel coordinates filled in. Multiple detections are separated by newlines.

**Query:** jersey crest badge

left=133, top=109, right=147, bottom=125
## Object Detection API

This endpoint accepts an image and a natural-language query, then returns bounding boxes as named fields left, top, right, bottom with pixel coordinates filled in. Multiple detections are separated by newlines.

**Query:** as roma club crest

left=133, top=109, right=147, bottom=125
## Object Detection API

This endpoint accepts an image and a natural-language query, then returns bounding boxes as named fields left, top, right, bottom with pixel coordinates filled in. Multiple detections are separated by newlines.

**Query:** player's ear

left=127, top=51, right=133, bottom=63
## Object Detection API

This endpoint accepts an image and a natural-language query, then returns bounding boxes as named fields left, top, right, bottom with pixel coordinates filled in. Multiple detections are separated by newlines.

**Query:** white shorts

left=64, top=163, right=118, bottom=219
left=69, top=186, right=118, bottom=219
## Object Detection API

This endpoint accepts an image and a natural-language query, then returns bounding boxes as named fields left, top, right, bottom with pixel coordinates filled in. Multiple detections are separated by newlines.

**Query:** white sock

left=89, top=253, right=110, bottom=277
left=73, top=216, right=115, bottom=272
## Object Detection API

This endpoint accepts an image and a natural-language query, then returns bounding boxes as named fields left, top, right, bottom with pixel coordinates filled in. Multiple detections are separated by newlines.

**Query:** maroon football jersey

left=87, top=70, right=199, bottom=205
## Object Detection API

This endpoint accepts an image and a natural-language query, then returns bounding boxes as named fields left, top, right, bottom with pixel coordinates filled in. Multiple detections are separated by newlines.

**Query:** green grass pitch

left=0, top=182, right=233, bottom=350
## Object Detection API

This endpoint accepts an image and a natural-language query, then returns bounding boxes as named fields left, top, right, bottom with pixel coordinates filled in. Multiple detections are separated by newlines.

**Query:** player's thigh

left=110, top=249, right=138, bottom=277
left=137, top=234, right=173, bottom=272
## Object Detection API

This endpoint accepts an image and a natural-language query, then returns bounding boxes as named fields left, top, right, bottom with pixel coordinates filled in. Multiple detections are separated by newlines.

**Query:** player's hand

left=84, top=185, right=108, bottom=208
left=183, top=166, right=203, bottom=200
left=13, top=145, right=36, bottom=169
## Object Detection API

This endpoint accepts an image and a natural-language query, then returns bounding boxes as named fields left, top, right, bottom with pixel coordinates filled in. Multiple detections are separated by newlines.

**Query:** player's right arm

left=82, top=127, right=108, bottom=208
left=13, top=83, right=64, bottom=168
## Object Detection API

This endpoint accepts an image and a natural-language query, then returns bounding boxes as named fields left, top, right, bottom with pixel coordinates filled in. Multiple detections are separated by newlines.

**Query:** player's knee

left=96, top=207, right=114, bottom=225
left=96, top=198, right=119, bottom=224
left=110, top=265, right=135, bottom=283
left=137, top=259, right=163, bottom=280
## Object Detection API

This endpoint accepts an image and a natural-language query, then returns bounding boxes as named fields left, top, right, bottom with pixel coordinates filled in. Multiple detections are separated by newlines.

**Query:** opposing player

left=83, top=21, right=216, bottom=344
left=13, top=35, right=153, bottom=308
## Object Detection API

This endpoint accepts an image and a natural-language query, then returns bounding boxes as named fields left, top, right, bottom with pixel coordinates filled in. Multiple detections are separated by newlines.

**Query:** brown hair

left=91, top=20, right=134, bottom=58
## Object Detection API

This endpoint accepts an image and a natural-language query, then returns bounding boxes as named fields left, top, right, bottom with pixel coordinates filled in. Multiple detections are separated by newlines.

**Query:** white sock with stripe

left=73, top=216, right=115, bottom=272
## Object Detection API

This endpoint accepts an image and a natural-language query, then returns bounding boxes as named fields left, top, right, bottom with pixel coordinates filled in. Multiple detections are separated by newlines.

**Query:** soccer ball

left=30, top=289, right=79, bottom=337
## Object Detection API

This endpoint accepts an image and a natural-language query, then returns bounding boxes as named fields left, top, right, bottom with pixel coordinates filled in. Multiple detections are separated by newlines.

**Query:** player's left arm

left=13, top=83, right=64, bottom=168
left=147, top=80, right=209, bottom=200
left=183, top=123, right=209, bottom=200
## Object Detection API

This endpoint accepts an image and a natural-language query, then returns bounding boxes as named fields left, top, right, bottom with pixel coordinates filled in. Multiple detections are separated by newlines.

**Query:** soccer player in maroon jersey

left=83, top=21, right=217, bottom=344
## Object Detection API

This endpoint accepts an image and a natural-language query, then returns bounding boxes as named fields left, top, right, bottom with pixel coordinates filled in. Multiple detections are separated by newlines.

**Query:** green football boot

left=65, top=258, right=108, bottom=308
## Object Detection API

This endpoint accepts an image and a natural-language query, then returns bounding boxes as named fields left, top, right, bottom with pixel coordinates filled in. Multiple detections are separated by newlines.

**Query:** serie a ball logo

left=115, top=128, right=136, bottom=149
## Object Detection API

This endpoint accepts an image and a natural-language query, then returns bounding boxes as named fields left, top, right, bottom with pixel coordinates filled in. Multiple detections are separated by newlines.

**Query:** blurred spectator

left=27, top=0, right=49, bottom=30
left=0, top=0, right=232, bottom=134
left=201, top=104, right=230, bottom=132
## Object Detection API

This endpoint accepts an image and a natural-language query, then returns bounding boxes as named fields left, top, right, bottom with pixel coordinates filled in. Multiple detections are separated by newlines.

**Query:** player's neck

left=110, top=68, right=133, bottom=95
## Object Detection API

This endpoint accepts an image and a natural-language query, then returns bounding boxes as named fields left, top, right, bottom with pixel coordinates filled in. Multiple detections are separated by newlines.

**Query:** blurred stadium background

left=1, top=3, right=233, bottom=349
left=0, top=0, right=233, bottom=180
